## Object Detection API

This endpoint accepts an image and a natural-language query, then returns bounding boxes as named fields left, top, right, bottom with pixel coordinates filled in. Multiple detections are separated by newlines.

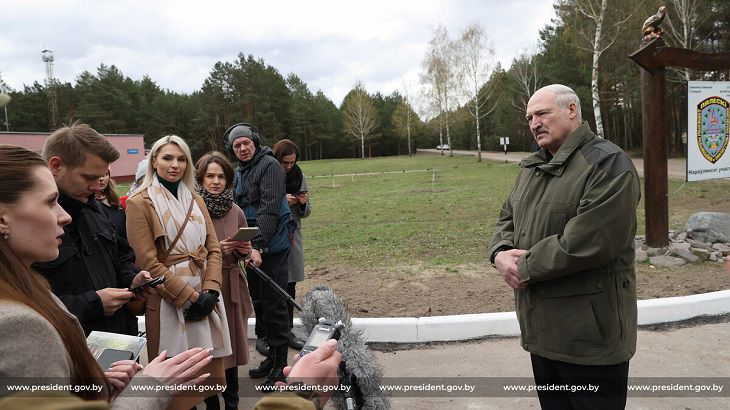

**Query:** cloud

left=0, top=0, right=556, bottom=105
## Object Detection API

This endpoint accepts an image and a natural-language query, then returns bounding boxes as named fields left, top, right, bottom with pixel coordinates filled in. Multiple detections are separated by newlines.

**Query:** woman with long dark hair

left=96, top=168, right=126, bottom=239
left=272, top=139, right=311, bottom=349
left=0, top=144, right=213, bottom=408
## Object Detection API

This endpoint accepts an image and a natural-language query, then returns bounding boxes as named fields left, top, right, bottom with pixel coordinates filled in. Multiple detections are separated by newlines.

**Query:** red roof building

left=0, top=131, right=145, bottom=181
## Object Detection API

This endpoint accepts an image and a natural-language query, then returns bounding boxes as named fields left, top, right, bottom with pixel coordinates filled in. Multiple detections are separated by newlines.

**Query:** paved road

left=235, top=320, right=730, bottom=409
left=420, top=149, right=690, bottom=180
left=216, top=150, right=725, bottom=409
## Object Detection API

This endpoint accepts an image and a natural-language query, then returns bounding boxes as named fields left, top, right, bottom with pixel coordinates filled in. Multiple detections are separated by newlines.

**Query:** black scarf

left=156, top=174, right=180, bottom=199
left=196, top=185, right=234, bottom=219
left=285, top=163, right=304, bottom=195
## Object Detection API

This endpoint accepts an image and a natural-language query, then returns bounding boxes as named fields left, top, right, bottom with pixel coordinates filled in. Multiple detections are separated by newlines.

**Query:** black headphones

left=223, top=122, right=260, bottom=154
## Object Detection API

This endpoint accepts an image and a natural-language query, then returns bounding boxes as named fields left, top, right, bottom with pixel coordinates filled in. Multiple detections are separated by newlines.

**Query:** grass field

left=118, top=153, right=730, bottom=273
left=300, top=155, right=514, bottom=270
left=298, top=153, right=730, bottom=272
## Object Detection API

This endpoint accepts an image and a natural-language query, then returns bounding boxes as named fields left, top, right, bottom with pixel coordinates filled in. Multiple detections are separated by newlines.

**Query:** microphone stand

left=236, top=257, right=302, bottom=312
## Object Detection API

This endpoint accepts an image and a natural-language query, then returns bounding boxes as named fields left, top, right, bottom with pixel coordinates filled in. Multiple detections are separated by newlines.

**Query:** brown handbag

left=127, top=200, right=195, bottom=315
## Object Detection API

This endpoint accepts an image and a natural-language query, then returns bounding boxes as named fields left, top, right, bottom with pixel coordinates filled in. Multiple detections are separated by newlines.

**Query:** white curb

left=137, top=290, right=730, bottom=343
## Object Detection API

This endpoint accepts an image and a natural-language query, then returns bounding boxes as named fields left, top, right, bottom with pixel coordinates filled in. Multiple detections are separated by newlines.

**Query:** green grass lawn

left=116, top=182, right=131, bottom=195
left=117, top=154, right=730, bottom=272
left=298, top=153, right=730, bottom=271
left=300, top=155, right=516, bottom=269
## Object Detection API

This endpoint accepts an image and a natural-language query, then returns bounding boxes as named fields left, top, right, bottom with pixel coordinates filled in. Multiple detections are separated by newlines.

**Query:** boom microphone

left=300, top=285, right=390, bottom=410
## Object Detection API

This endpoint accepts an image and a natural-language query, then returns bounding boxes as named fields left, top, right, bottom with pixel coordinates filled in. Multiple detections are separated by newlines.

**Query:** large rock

left=666, top=248, right=699, bottom=263
left=689, top=247, right=711, bottom=261
left=649, top=255, right=688, bottom=268
left=712, top=243, right=730, bottom=256
left=668, top=242, right=691, bottom=252
left=686, top=212, right=730, bottom=244
left=686, top=238, right=711, bottom=249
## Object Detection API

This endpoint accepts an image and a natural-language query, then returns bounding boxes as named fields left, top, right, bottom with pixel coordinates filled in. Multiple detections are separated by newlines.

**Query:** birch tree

left=342, top=81, right=379, bottom=159
left=666, top=0, right=707, bottom=82
left=396, top=80, right=417, bottom=156
left=510, top=52, right=541, bottom=112
left=418, top=83, right=445, bottom=154
left=564, top=0, right=641, bottom=137
left=456, top=23, right=498, bottom=162
left=392, top=98, right=418, bottom=156
left=421, top=25, right=457, bottom=156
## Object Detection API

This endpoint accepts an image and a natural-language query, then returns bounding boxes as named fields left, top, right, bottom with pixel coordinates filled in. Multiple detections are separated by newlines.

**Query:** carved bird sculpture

left=642, top=6, right=667, bottom=40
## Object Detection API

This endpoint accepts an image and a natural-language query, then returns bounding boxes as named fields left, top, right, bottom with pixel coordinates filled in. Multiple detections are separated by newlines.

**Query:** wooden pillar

left=640, top=66, right=669, bottom=247
left=630, top=33, right=730, bottom=248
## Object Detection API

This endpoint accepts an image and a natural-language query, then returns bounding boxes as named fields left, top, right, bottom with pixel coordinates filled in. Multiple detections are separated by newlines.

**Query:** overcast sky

left=1, top=0, right=556, bottom=107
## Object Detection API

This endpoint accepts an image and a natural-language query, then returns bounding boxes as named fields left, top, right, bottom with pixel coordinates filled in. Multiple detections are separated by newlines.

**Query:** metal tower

left=0, top=72, right=10, bottom=131
left=41, top=49, right=58, bottom=129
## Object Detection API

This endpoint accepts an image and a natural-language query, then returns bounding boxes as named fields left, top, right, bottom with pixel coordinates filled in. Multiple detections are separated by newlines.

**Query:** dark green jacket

left=489, top=123, right=641, bottom=365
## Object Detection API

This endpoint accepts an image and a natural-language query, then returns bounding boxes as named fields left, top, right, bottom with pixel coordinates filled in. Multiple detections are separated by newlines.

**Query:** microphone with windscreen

left=300, top=285, right=390, bottom=410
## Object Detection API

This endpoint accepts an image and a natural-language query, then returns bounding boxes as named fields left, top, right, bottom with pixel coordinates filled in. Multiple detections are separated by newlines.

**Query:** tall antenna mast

left=0, top=72, right=10, bottom=131
left=41, top=49, right=58, bottom=130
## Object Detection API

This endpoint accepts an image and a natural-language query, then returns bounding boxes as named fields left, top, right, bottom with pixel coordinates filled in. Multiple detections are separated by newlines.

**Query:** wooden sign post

left=630, top=38, right=730, bottom=247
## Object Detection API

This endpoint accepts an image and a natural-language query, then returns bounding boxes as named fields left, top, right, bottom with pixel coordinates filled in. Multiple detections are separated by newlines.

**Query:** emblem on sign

left=697, top=96, right=728, bottom=164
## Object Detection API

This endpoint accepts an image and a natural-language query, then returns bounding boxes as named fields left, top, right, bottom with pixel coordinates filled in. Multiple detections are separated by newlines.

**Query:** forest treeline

left=1, top=0, right=727, bottom=159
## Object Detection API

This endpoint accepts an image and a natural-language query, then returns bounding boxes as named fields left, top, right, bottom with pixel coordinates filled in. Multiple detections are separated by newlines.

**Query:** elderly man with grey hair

left=489, top=84, right=641, bottom=409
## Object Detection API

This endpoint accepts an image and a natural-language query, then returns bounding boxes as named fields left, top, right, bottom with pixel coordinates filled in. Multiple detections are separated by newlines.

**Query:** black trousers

left=530, top=354, right=629, bottom=410
left=249, top=249, right=290, bottom=348
left=287, top=281, right=297, bottom=329
left=203, top=366, right=239, bottom=409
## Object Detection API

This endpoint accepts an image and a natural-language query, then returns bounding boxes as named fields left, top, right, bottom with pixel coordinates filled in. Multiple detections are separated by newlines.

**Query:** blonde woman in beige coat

left=126, top=136, right=231, bottom=410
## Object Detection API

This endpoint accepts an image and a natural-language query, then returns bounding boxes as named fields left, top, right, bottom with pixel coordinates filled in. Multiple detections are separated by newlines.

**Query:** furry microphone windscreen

left=300, top=285, right=390, bottom=410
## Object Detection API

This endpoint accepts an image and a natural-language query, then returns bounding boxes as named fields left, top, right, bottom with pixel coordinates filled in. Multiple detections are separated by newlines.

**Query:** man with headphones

left=225, top=123, right=293, bottom=389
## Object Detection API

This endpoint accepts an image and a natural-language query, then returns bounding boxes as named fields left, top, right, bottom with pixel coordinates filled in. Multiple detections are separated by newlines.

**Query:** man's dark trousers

left=531, top=354, right=629, bottom=410
left=249, top=249, right=290, bottom=348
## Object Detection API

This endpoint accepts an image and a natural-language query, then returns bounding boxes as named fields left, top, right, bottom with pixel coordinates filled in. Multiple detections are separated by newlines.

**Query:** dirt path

left=294, top=150, right=728, bottom=317
left=298, top=262, right=730, bottom=318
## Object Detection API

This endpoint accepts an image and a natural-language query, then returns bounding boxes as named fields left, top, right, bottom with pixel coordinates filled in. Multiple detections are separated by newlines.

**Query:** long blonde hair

left=139, top=135, right=196, bottom=193
left=0, top=144, right=109, bottom=401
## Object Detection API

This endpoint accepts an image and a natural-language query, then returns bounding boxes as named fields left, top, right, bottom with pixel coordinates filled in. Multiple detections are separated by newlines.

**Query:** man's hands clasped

left=494, top=249, right=528, bottom=289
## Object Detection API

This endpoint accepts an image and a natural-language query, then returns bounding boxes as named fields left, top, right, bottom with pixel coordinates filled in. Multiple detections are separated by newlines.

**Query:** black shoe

left=255, top=338, right=270, bottom=356
left=248, top=356, right=273, bottom=379
left=203, top=394, right=220, bottom=410
left=260, top=367, right=286, bottom=392
left=260, top=344, right=288, bottom=392
left=288, top=333, right=305, bottom=350
left=223, top=397, right=238, bottom=410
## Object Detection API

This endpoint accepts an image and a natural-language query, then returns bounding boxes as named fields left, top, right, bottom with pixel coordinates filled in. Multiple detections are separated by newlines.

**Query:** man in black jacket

left=226, top=122, right=291, bottom=389
left=33, top=122, right=156, bottom=336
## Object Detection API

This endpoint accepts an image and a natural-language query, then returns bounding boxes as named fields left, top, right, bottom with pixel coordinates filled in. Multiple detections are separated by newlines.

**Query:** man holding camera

left=226, top=122, right=292, bottom=389
left=33, top=122, right=157, bottom=336
left=490, top=85, right=640, bottom=409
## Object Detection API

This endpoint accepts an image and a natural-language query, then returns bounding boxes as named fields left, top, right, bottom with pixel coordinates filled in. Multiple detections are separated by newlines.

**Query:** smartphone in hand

left=128, top=275, right=165, bottom=293
left=231, top=227, right=259, bottom=242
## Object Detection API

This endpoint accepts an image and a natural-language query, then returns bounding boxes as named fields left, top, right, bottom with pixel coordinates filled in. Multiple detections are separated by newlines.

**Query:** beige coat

left=125, top=188, right=225, bottom=409
left=211, top=204, right=254, bottom=369
left=126, top=188, right=223, bottom=357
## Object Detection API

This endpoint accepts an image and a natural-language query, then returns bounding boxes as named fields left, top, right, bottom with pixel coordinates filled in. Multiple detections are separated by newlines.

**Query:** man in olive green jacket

left=489, top=84, right=640, bottom=409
